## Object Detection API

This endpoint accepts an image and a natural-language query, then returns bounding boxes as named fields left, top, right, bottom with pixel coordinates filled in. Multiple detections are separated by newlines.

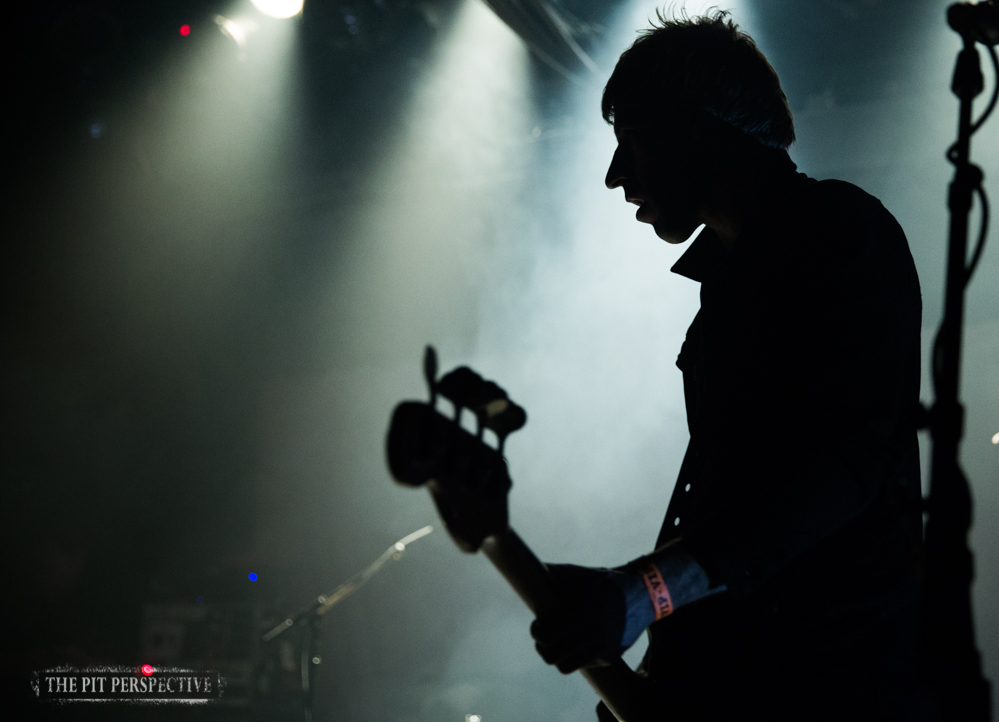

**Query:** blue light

left=248, top=572, right=258, bottom=581
left=196, top=596, right=205, bottom=604
left=89, top=123, right=104, bottom=139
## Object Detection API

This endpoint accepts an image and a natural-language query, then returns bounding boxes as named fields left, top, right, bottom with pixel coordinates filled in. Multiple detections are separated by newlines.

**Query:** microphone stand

left=262, top=525, right=434, bottom=722
left=923, top=5, right=997, bottom=719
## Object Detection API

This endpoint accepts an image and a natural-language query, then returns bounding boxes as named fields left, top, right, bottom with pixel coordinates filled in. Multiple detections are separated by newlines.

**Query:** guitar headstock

left=386, top=346, right=527, bottom=552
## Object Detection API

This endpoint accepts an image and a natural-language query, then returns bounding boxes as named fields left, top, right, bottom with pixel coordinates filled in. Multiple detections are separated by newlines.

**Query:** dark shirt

left=645, top=161, right=926, bottom=718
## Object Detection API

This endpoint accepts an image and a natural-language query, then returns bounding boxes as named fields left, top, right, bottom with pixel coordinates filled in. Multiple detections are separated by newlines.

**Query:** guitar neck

left=480, top=529, right=653, bottom=722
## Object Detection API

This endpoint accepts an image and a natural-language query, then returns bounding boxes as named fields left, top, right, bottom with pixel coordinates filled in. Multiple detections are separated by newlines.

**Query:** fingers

left=530, top=617, right=571, bottom=668
left=530, top=563, right=629, bottom=672
left=531, top=617, right=577, bottom=672
left=535, top=641, right=599, bottom=674
left=531, top=617, right=612, bottom=674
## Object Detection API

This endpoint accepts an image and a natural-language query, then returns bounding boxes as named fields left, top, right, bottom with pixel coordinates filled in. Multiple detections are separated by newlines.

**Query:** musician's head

left=602, top=10, right=795, bottom=245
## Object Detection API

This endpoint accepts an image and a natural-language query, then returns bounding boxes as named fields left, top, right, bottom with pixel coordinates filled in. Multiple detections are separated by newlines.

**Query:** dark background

left=2, top=1, right=997, bottom=719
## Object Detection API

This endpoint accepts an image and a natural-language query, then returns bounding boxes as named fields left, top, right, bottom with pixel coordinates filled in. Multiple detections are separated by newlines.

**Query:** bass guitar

left=385, top=346, right=655, bottom=722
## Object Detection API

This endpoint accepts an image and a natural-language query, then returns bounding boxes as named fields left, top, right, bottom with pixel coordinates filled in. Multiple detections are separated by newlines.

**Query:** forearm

left=532, top=549, right=728, bottom=671
left=611, top=543, right=727, bottom=647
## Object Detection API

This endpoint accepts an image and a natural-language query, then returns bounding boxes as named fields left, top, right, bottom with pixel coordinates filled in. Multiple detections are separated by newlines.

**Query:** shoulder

left=799, top=179, right=899, bottom=237
left=789, top=178, right=912, bottom=273
left=788, top=179, right=921, bottom=318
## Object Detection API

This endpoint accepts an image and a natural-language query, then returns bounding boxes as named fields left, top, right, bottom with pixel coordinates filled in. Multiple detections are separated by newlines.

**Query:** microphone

left=949, top=1, right=999, bottom=45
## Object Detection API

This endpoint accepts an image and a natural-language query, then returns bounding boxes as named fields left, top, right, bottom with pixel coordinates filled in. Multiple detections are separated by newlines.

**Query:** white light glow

left=991, top=431, right=999, bottom=444
left=250, top=0, right=303, bottom=19
left=214, top=15, right=250, bottom=47
left=349, top=0, right=532, bottom=345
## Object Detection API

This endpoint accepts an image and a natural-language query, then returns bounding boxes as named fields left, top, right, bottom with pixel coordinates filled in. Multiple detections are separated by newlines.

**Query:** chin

left=653, top=222, right=698, bottom=245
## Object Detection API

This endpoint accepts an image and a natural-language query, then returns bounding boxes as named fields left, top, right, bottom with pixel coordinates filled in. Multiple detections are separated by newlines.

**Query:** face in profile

left=604, top=118, right=711, bottom=244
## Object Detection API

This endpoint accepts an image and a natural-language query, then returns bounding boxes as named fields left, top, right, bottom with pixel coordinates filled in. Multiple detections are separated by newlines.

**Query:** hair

left=602, top=8, right=795, bottom=150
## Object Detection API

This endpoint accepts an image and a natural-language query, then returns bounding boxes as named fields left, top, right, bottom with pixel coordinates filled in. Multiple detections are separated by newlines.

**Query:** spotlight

left=214, top=15, right=250, bottom=47
left=179, top=24, right=191, bottom=37
left=250, top=0, right=304, bottom=19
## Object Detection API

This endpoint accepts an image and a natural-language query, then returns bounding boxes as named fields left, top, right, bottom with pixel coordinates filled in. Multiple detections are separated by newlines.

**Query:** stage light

left=215, top=15, right=250, bottom=48
left=141, top=665, right=154, bottom=676
left=250, top=0, right=303, bottom=19
left=249, top=572, right=258, bottom=581
left=179, top=24, right=191, bottom=37
left=992, top=431, right=999, bottom=444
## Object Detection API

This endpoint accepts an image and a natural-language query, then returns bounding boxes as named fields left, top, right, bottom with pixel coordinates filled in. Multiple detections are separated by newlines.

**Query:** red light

left=179, top=24, right=191, bottom=37
left=141, top=664, right=154, bottom=676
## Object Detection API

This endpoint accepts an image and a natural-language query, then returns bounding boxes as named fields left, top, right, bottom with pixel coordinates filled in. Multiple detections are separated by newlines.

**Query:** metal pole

left=922, top=35, right=991, bottom=721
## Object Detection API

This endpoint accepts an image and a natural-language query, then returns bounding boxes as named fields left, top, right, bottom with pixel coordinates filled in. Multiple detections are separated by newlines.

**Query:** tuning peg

left=424, top=346, right=438, bottom=405
left=463, top=380, right=505, bottom=439
left=485, top=404, right=527, bottom=454
left=440, top=371, right=526, bottom=451
left=429, top=356, right=528, bottom=453
left=438, top=366, right=485, bottom=421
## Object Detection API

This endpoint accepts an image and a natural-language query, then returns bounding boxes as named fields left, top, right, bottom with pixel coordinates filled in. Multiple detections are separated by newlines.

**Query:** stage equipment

left=261, top=525, right=433, bottom=722
left=386, top=346, right=654, bottom=722
left=922, top=2, right=998, bottom=719
left=480, top=0, right=601, bottom=82
left=140, top=602, right=260, bottom=704
left=948, top=0, right=999, bottom=45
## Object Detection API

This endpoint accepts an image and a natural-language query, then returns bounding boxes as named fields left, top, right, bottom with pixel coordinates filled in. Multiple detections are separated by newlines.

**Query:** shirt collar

left=670, top=227, right=729, bottom=283
left=670, top=152, right=807, bottom=283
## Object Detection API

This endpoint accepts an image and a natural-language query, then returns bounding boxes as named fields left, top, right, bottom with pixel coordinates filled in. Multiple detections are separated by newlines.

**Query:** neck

left=703, top=146, right=797, bottom=251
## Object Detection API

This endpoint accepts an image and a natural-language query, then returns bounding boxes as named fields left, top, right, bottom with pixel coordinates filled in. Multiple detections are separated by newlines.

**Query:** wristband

left=640, top=563, right=674, bottom=620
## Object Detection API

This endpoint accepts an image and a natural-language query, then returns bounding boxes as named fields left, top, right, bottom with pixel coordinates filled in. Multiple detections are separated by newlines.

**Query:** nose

left=605, top=145, right=627, bottom=189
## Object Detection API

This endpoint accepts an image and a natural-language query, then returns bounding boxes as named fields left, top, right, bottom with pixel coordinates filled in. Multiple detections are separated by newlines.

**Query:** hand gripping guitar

left=386, top=347, right=653, bottom=722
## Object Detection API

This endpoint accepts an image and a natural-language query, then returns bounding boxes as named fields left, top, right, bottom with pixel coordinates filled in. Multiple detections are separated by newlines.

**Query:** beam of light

left=342, top=0, right=533, bottom=353
left=87, top=0, right=303, bottom=333
left=250, top=0, right=304, bottom=20
left=384, top=0, right=531, bottom=184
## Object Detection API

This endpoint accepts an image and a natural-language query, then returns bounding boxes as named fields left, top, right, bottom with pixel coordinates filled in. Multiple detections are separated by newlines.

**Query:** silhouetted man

left=530, top=11, right=926, bottom=720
